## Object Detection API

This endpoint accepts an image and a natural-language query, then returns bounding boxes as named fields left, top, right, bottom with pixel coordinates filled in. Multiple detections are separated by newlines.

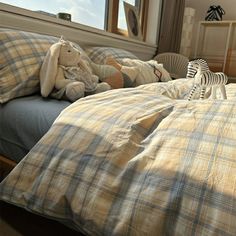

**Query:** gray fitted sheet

left=0, top=95, right=71, bottom=163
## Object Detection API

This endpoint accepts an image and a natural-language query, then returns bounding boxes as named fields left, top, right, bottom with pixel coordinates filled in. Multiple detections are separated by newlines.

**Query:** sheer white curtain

left=157, top=0, right=185, bottom=53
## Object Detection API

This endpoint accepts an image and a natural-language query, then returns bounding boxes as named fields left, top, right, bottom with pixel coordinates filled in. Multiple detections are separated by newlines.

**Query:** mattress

left=0, top=95, right=70, bottom=163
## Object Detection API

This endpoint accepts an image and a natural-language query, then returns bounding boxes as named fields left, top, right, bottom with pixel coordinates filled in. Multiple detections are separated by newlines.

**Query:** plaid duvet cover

left=1, top=80, right=236, bottom=235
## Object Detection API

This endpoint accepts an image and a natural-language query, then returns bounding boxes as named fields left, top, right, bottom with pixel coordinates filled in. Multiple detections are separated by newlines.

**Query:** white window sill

left=0, top=2, right=157, bottom=60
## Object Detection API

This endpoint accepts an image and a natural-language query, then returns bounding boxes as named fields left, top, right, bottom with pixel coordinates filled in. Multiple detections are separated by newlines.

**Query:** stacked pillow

left=86, top=46, right=172, bottom=87
left=86, top=47, right=140, bottom=89
left=85, top=46, right=139, bottom=64
left=118, top=58, right=172, bottom=85
left=0, top=29, right=58, bottom=103
left=0, top=29, right=172, bottom=104
left=90, top=58, right=138, bottom=89
left=0, top=29, right=90, bottom=103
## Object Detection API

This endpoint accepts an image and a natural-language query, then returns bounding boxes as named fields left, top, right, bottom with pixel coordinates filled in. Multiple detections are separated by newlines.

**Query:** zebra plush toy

left=187, top=59, right=228, bottom=100
left=187, top=58, right=209, bottom=79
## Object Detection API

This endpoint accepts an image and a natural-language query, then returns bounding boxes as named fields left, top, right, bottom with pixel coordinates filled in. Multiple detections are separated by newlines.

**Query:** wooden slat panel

left=0, top=155, right=17, bottom=180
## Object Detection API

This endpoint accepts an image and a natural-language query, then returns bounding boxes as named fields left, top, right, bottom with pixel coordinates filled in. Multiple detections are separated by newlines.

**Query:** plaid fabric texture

left=85, top=46, right=139, bottom=64
left=1, top=81, right=236, bottom=235
left=0, top=28, right=58, bottom=103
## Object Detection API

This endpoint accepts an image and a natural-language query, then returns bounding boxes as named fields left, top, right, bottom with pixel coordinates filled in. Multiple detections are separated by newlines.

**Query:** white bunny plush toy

left=40, top=38, right=111, bottom=102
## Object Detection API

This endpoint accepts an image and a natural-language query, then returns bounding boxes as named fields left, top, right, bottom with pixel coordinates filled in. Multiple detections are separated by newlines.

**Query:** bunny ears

left=40, top=39, right=63, bottom=97
left=40, top=37, right=82, bottom=97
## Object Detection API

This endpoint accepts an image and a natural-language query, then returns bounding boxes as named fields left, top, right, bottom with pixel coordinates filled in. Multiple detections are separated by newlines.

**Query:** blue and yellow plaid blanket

left=1, top=80, right=236, bottom=235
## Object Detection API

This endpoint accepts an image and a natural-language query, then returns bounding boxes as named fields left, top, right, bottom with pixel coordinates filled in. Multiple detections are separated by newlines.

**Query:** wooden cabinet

left=194, top=21, right=236, bottom=82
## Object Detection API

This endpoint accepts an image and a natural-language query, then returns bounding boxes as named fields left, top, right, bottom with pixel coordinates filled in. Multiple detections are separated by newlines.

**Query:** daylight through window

left=1, top=0, right=148, bottom=40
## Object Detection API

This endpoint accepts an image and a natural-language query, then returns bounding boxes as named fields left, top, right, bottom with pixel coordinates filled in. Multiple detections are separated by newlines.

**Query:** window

left=1, top=0, right=148, bottom=40
left=1, top=0, right=107, bottom=29
left=107, top=0, right=148, bottom=40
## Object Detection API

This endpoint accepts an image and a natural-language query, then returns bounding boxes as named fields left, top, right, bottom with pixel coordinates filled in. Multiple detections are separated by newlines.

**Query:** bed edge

left=0, top=155, right=17, bottom=180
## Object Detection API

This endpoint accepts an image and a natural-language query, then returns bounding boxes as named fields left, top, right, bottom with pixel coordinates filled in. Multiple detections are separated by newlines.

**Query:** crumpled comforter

left=1, top=79, right=236, bottom=235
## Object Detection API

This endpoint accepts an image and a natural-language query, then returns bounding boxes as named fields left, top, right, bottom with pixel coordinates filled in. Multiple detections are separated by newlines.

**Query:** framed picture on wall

left=124, top=2, right=143, bottom=41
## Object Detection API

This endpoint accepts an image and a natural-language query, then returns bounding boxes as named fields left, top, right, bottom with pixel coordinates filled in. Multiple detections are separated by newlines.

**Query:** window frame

left=107, top=0, right=149, bottom=41
left=0, top=0, right=149, bottom=41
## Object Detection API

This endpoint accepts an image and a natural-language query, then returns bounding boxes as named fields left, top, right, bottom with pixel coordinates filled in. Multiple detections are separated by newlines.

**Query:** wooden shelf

left=194, top=21, right=236, bottom=77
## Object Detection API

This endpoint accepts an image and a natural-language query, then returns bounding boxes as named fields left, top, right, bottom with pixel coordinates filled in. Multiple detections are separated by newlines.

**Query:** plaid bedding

left=0, top=28, right=58, bottom=103
left=1, top=80, right=236, bottom=235
left=85, top=46, right=139, bottom=64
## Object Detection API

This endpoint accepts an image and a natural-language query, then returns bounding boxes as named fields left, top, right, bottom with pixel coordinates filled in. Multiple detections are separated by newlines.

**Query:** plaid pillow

left=85, top=46, right=139, bottom=64
left=0, top=28, right=59, bottom=103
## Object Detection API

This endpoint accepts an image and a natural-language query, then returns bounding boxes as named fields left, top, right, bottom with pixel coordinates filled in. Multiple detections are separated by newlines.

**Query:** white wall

left=146, top=0, right=162, bottom=45
left=185, top=0, right=236, bottom=57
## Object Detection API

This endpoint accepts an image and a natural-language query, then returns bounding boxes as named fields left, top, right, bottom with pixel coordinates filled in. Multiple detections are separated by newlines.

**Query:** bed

left=0, top=26, right=169, bottom=177
left=1, top=78, right=236, bottom=235
left=1, top=12, right=236, bottom=236
left=0, top=95, right=71, bottom=179
left=0, top=95, right=70, bottom=162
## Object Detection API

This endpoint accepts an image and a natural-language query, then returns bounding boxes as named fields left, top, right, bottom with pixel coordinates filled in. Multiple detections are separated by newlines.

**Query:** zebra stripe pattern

left=186, top=58, right=209, bottom=79
left=187, top=59, right=209, bottom=100
left=187, top=60, right=228, bottom=100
